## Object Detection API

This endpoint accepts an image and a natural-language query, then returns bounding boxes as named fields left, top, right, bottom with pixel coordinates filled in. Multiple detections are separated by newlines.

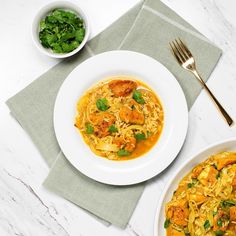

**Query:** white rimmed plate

left=54, top=50, right=188, bottom=185
left=154, top=138, right=236, bottom=236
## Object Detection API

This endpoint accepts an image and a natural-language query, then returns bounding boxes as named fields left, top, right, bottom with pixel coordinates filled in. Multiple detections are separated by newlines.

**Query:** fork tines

left=169, top=38, right=192, bottom=65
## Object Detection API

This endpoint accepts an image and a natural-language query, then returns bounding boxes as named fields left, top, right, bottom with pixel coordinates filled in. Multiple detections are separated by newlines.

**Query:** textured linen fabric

left=6, top=0, right=222, bottom=228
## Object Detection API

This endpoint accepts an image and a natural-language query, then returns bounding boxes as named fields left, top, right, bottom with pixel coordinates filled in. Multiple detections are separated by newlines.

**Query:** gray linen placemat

left=6, top=0, right=222, bottom=228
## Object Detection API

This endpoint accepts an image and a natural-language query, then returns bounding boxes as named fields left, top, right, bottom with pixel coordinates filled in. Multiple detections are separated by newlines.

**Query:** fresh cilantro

left=117, top=149, right=131, bottom=156
left=96, top=98, right=109, bottom=111
left=39, top=9, right=85, bottom=53
left=215, top=230, right=224, bottom=236
left=135, top=133, right=146, bottom=141
left=164, top=219, right=170, bottom=229
left=187, top=178, right=198, bottom=188
left=164, top=219, right=171, bottom=229
left=133, top=90, right=145, bottom=104
left=204, top=220, right=210, bottom=230
left=221, top=200, right=236, bottom=208
left=85, top=123, right=94, bottom=134
left=217, top=219, right=223, bottom=227
left=108, top=125, right=118, bottom=133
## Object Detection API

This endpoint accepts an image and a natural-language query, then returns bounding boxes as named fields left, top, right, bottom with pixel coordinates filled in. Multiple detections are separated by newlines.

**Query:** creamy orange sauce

left=75, top=76, right=164, bottom=161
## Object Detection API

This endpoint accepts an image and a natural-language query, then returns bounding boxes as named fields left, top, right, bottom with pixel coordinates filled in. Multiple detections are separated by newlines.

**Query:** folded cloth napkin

left=6, top=0, right=222, bottom=228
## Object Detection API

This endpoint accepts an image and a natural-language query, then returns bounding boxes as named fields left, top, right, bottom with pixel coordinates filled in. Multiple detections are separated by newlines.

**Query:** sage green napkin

left=6, top=0, right=222, bottom=228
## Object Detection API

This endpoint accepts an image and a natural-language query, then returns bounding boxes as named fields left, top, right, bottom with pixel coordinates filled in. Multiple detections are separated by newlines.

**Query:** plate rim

left=53, top=50, right=189, bottom=185
left=153, top=137, right=236, bottom=236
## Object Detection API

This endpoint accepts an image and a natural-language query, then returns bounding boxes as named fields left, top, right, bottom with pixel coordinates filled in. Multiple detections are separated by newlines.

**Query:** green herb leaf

left=213, top=211, right=217, bottom=216
left=117, top=149, right=131, bottom=157
left=135, top=133, right=146, bottom=141
left=108, top=125, right=118, bottom=133
left=39, top=8, right=85, bottom=53
left=221, top=200, right=236, bottom=208
left=96, top=98, right=109, bottom=111
left=164, top=219, right=171, bottom=229
left=147, top=131, right=152, bottom=137
left=187, top=178, right=198, bottom=188
left=204, top=220, right=210, bottom=230
left=187, top=183, right=193, bottom=189
left=85, top=123, right=94, bottom=134
left=217, top=219, right=223, bottom=227
left=215, top=230, right=224, bottom=236
left=216, top=172, right=221, bottom=179
left=133, top=90, right=145, bottom=104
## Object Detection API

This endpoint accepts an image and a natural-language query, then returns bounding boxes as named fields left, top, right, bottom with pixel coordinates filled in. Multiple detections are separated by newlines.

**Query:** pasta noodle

left=164, top=152, right=236, bottom=236
left=74, top=76, right=164, bottom=160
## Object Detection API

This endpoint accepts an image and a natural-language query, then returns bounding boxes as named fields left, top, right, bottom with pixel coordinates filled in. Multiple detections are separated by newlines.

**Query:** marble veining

left=1, top=0, right=236, bottom=235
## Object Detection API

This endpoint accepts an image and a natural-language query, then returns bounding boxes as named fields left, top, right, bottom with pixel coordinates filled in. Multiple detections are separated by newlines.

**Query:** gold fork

left=170, top=38, right=233, bottom=126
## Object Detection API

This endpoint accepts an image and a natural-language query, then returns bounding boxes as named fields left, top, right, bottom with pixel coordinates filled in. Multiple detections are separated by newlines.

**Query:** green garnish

left=147, top=131, right=152, bottom=137
left=215, top=230, right=224, bottom=236
left=135, top=133, right=146, bottom=141
left=108, top=125, right=118, bottom=133
left=212, top=163, right=218, bottom=169
left=204, top=220, right=211, bottom=230
left=131, top=104, right=135, bottom=110
left=187, top=178, right=198, bottom=188
left=217, top=219, right=223, bottom=227
left=187, top=183, right=193, bottom=188
left=117, top=149, right=131, bottom=156
left=39, top=9, right=85, bottom=53
left=221, top=200, right=236, bottom=208
left=216, top=172, right=221, bottom=179
left=213, top=211, right=217, bottom=216
left=96, top=98, right=109, bottom=111
left=85, top=123, right=94, bottom=134
left=185, top=233, right=190, bottom=236
left=133, top=90, right=145, bottom=104
left=164, top=219, right=170, bottom=229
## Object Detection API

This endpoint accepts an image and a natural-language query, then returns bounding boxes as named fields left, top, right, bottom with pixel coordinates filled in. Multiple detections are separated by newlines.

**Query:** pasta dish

left=74, top=76, right=164, bottom=160
left=164, top=152, right=236, bottom=236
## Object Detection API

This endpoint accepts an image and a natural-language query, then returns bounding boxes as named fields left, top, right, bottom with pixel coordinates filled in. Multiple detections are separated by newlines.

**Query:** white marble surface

left=1, top=0, right=236, bottom=235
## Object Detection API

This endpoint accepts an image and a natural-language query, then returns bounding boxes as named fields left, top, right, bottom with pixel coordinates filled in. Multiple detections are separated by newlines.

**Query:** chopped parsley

left=187, top=178, right=198, bottom=188
left=217, top=219, right=223, bottom=227
left=108, top=125, right=118, bottom=133
left=85, top=123, right=94, bottom=134
left=220, top=200, right=236, bottom=208
left=133, top=90, right=145, bottom=104
left=204, top=220, right=210, bottom=230
left=39, top=9, right=85, bottom=53
left=164, top=219, right=171, bottom=229
left=135, top=133, right=146, bottom=141
left=117, top=149, right=131, bottom=156
left=96, top=98, right=109, bottom=111
left=215, top=230, right=224, bottom=236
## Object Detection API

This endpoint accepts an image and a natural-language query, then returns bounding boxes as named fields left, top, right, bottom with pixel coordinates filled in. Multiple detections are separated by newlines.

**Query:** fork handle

left=192, top=70, right=233, bottom=126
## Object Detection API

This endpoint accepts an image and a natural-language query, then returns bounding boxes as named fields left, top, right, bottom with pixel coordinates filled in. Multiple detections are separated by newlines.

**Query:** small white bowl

left=32, top=1, right=90, bottom=58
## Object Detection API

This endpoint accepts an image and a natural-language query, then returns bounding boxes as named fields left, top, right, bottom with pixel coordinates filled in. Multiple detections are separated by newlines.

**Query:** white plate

left=54, top=50, right=188, bottom=185
left=154, top=138, right=236, bottom=236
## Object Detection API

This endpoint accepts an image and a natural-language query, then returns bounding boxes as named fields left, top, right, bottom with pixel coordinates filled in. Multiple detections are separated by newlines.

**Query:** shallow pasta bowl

left=53, top=50, right=188, bottom=185
left=154, top=138, right=236, bottom=236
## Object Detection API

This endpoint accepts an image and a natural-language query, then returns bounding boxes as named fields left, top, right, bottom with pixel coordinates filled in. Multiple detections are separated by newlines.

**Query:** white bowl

left=154, top=138, right=236, bottom=236
left=32, top=1, right=90, bottom=58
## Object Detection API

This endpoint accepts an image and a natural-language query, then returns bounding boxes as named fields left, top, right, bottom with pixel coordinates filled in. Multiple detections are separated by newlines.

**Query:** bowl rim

left=32, top=0, right=90, bottom=58
left=153, top=137, right=236, bottom=235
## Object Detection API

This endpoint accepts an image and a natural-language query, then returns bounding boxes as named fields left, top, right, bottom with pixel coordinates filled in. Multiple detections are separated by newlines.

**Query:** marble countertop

left=1, top=0, right=236, bottom=235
